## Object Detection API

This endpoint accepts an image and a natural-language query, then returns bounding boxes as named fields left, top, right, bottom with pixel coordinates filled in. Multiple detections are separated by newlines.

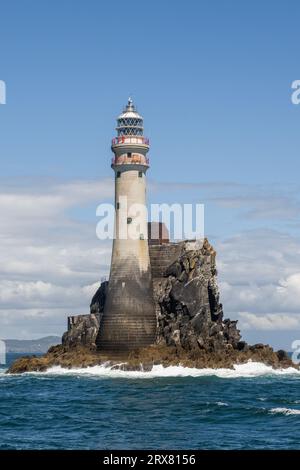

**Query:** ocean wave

left=269, top=407, right=300, bottom=416
left=18, top=361, right=300, bottom=379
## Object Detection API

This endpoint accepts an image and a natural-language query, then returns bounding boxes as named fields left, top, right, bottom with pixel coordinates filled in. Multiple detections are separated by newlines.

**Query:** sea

left=0, top=353, right=300, bottom=450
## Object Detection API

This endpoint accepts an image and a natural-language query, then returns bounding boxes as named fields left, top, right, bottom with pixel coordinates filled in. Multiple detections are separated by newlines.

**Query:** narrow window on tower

left=116, top=171, right=121, bottom=178
left=138, top=171, right=143, bottom=178
left=116, top=202, right=120, bottom=210
left=127, top=152, right=132, bottom=158
left=127, top=217, right=132, bottom=224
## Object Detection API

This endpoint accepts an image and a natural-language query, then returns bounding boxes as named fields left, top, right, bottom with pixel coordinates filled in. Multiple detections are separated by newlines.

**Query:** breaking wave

left=17, top=361, right=300, bottom=379
left=269, top=407, right=300, bottom=416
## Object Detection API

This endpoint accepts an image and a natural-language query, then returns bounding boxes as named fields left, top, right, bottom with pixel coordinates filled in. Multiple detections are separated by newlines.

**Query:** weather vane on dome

left=126, top=96, right=135, bottom=111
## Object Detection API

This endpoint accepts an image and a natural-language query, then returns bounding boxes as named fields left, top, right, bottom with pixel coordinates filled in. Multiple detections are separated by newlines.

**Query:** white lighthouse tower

left=96, top=98, right=156, bottom=352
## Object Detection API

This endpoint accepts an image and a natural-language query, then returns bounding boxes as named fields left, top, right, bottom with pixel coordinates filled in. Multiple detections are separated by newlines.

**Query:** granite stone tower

left=96, top=99, right=157, bottom=352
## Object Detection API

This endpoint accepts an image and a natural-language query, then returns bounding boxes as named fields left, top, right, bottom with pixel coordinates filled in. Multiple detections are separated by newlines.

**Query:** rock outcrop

left=153, top=239, right=242, bottom=353
left=8, top=238, right=297, bottom=373
left=61, top=314, right=100, bottom=349
left=62, top=238, right=243, bottom=355
left=62, top=281, right=108, bottom=349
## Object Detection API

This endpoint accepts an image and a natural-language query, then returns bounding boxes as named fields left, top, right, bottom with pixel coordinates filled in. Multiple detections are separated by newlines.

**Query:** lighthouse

left=96, top=98, right=157, bottom=353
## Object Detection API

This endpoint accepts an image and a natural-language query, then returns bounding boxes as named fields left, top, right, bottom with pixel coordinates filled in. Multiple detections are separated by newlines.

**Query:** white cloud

left=212, top=194, right=300, bottom=220
left=151, top=180, right=300, bottom=221
left=0, top=280, right=99, bottom=309
left=0, top=178, right=112, bottom=339
left=0, top=307, right=86, bottom=340
left=238, top=312, right=300, bottom=331
left=217, top=230, right=300, bottom=324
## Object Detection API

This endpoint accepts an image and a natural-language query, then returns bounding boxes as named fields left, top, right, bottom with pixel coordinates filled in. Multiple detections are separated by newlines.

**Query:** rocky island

left=8, top=237, right=295, bottom=373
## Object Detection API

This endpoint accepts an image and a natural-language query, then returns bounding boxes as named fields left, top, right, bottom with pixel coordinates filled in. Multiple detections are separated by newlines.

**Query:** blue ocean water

left=0, top=353, right=300, bottom=450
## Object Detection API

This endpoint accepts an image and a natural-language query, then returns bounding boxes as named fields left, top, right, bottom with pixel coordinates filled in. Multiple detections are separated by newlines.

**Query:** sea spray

left=14, top=361, right=300, bottom=379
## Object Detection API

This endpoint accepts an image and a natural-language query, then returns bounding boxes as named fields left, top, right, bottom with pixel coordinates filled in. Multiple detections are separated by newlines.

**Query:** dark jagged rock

left=90, top=281, right=108, bottom=315
left=62, top=314, right=100, bottom=349
left=154, top=239, right=241, bottom=354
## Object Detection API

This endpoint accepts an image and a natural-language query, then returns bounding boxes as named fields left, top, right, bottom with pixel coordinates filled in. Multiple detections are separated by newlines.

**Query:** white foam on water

left=20, top=361, right=300, bottom=379
left=269, top=407, right=300, bottom=416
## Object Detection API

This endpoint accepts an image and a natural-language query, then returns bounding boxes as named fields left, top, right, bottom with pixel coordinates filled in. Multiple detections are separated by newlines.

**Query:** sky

left=0, top=0, right=300, bottom=349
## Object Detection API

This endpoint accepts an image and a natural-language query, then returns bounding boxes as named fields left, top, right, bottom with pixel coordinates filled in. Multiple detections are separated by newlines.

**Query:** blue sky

left=0, top=0, right=300, bottom=349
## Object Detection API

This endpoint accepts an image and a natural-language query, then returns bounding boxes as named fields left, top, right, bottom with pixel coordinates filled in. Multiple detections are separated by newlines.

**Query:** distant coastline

left=3, top=336, right=60, bottom=354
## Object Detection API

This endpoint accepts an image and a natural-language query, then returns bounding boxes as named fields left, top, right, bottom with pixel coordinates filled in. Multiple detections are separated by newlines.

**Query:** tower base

left=96, top=266, right=156, bottom=352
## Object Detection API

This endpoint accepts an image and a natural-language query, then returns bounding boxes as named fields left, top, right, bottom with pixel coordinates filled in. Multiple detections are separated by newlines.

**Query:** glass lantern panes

left=117, top=118, right=144, bottom=136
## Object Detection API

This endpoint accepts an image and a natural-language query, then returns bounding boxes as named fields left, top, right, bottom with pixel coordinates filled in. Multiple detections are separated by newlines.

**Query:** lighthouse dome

left=116, top=98, right=144, bottom=136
